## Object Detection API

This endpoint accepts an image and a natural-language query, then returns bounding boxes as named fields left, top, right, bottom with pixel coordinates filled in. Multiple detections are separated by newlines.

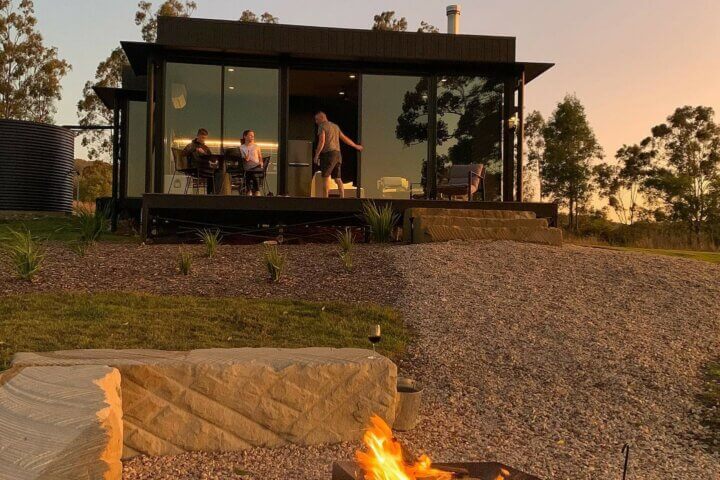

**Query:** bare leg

left=335, top=178, right=345, bottom=199
left=323, top=176, right=332, bottom=198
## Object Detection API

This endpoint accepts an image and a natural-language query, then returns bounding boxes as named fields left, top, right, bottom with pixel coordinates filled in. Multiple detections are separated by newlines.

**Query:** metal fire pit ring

left=332, top=461, right=541, bottom=480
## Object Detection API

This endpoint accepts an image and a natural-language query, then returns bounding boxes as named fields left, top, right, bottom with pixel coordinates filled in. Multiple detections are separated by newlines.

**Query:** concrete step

left=423, top=225, right=563, bottom=246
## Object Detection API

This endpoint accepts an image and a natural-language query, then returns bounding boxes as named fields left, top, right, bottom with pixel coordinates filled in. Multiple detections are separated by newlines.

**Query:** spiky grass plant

left=178, top=250, right=193, bottom=276
left=69, top=240, right=90, bottom=257
left=336, top=228, right=355, bottom=272
left=362, top=201, right=399, bottom=243
left=76, top=205, right=109, bottom=243
left=3, top=229, right=45, bottom=281
left=197, top=229, right=222, bottom=258
left=263, top=244, right=286, bottom=283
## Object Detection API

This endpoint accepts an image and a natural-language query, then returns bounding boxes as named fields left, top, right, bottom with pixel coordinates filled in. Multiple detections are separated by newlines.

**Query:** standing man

left=313, top=111, right=363, bottom=198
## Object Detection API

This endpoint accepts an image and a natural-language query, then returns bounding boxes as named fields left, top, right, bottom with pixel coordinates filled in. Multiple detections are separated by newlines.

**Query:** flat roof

left=121, top=17, right=553, bottom=84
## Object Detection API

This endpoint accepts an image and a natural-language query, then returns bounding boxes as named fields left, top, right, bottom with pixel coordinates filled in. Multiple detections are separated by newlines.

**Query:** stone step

left=13, top=348, right=397, bottom=459
left=423, top=225, right=563, bottom=246
left=402, top=208, right=536, bottom=239
left=0, top=366, right=123, bottom=480
left=404, top=216, right=549, bottom=243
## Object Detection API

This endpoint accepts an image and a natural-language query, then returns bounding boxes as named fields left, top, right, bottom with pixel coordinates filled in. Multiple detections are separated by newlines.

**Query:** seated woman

left=240, top=129, right=264, bottom=196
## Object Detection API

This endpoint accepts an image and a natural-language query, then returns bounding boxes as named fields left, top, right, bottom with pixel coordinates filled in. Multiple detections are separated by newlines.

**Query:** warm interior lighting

left=229, top=86, right=235, bottom=90
left=349, top=74, right=357, bottom=79
left=356, top=415, right=452, bottom=480
left=440, top=78, right=447, bottom=83
left=172, top=138, right=279, bottom=150
left=228, top=68, right=235, bottom=72
left=171, top=83, right=187, bottom=109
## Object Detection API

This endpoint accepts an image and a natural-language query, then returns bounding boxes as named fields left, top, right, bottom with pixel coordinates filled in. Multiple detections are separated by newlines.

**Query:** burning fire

left=355, top=415, right=453, bottom=480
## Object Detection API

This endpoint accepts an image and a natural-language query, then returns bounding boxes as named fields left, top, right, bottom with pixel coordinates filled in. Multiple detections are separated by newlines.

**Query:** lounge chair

left=436, top=163, right=485, bottom=201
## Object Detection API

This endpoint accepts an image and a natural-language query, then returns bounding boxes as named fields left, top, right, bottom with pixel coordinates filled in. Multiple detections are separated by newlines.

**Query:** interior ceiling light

left=339, top=91, right=345, bottom=96
left=349, top=74, right=356, bottom=79
left=229, top=86, right=235, bottom=90
left=228, top=68, right=235, bottom=72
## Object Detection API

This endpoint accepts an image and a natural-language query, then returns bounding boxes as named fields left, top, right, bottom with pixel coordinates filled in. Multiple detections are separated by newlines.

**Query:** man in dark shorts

left=313, top=111, right=363, bottom=198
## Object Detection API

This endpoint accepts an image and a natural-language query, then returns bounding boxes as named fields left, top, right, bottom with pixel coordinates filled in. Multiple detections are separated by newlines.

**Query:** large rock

left=13, top=348, right=397, bottom=458
left=0, top=365, right=123, bottom=480
left=407, top=216, right=549, bottom=243
left=402, top=208, right=537, bottom=242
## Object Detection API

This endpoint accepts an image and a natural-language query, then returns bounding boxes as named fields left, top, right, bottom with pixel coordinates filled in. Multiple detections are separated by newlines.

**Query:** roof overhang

left=93, top=86, right=146, bottom=110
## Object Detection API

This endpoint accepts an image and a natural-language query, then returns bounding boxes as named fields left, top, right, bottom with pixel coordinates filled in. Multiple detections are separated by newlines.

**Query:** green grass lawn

left=595, top=246, right=720, bottom=264
left=0, top=215, right=135, bottom=243
left=700, top=361, right=720, bottom=452
left=0, top=293, right=407, bottom=371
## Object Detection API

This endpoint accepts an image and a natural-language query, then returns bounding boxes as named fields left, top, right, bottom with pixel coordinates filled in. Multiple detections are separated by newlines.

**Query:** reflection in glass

left=362, top=75, right=428, bottom=199
left=163, top=63, right=222, bottom=193
left=436, top=76, right=503, bottom=173
left=126, top=101, right=147, bottom=197
left=223, top=67, right=279, bottom=194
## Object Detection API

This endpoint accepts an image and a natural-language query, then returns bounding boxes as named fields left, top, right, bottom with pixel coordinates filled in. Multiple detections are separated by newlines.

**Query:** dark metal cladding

left=0, top=119, right=75, bottom=213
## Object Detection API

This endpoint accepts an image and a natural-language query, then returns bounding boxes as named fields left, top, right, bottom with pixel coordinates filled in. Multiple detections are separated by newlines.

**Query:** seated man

left=182, top=128, right=224, bottom=194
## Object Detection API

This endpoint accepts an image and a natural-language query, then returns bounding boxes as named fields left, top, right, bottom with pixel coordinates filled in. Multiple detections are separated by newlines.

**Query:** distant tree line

left=525, top=97, right=720, bottom=246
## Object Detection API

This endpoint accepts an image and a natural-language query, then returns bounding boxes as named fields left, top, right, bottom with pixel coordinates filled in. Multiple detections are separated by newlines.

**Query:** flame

left=356, top=415, right=453, bottom=480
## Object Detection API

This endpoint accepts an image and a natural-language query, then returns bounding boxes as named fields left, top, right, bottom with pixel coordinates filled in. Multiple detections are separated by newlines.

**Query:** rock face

left=0, top=365, right=123, bottom=480
left=13, top=348, right=397, bottom=458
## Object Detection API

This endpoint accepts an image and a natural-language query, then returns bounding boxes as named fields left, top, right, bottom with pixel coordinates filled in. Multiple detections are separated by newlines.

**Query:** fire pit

left=333, top=416, right=541, bottom=480
left=332, top=461, right=540, bottom=480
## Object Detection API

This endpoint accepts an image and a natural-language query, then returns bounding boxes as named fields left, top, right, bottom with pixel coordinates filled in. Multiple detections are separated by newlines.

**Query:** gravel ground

left=4, top=240, right=718, bottom=479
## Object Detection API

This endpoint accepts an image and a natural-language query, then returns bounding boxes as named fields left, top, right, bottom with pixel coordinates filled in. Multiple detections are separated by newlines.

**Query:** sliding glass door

left=223, top=66, right=279, bottom=194
left=361, top=75, right=428, bottom=199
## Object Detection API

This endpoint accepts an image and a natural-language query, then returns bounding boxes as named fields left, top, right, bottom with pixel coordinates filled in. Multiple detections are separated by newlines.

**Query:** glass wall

left=436, top=76, right=503, bottom=175
left=163, top=63, right=222, bottom=193
left=362, top=75, right=428, bottom=199
left=223, top=66, right=279, bottom=194
left=126, top=101, right=147, bottom=197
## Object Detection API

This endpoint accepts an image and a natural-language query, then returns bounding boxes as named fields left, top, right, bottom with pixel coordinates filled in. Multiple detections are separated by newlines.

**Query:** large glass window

left=126, top=101, right=147, bottom=197
left=437, top=76, right=503, bottom=189
left=362, top=75, right=428, bottom=199
left=223, top=67, right=279, bottom=194
left=163, top=63, right=222, bottom=193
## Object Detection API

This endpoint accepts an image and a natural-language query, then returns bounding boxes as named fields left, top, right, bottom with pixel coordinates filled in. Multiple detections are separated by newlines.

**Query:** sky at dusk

left=30, top=0, right=720, bottom=164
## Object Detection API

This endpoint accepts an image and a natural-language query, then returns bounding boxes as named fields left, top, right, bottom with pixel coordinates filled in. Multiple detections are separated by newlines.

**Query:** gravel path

left=15, top=241, right=716, bottom=479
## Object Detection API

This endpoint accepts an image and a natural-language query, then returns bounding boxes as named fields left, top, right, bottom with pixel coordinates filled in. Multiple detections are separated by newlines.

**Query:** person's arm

left=314, top=131, right=326, bottom=165
left=340, top=131, right=363, bottom=152
left=256, top=147, right=263, bottom=167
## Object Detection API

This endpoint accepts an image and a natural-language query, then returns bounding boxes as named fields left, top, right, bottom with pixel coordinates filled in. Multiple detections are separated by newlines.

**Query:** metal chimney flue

left=446, top=4, right=461, bottom=34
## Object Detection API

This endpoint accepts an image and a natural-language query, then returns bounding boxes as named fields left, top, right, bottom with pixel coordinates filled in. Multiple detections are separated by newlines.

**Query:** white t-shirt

left=241, top=144, right=261, bottom=169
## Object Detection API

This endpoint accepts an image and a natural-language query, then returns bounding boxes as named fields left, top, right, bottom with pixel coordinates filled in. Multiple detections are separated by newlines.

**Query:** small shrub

left=336, top=228, right=355, bottom=254
left=362, top=201, right=399, bottom=243
left=336, top=228, right=355, bottom=272
left=264, top=244, right=285, bottom=283
left=178, top=250, right=192, bottom=275
left=76, top=205, right=109, bottom=243
left=2, top=229, right=45, bottom=281
left=69, top=240, right=91, bottom=257
left=339, top=250, right=353, bottom=272
left=197, top=228, right=222, bottom=258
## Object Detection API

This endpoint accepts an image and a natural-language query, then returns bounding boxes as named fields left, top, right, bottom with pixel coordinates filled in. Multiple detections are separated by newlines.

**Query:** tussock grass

left=264, top=244, right=286, bottom=282
left=1, top=229, right=45, bottom=281
left=362, top=201, right=399, bottom=243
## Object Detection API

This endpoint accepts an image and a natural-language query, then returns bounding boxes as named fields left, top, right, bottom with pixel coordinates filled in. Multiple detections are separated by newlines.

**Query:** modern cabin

left=96, top=11, right=556, bottom=240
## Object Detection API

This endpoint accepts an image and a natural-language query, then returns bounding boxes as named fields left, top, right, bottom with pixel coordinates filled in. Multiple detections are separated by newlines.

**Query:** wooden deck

left=141, top=194, right=558, bottom=242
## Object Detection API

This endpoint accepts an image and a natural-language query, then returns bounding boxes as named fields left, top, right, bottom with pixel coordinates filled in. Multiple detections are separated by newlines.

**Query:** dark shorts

left=320, top=151, right=342, bottom=179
